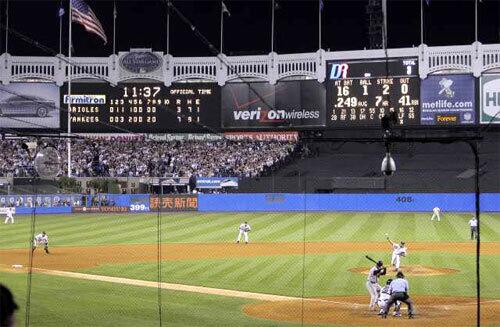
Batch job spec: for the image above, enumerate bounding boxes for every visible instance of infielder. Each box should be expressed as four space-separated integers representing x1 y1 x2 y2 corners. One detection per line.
3 207 15 224
381 271 414 319
32 231 49 254
366 260 386 310
236 222 251 244
430 206 441 221
387 238 407 271
468 216 478 240
378 279 401 317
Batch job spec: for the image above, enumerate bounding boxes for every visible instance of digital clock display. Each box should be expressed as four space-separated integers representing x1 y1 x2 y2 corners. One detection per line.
60 83 220 133
326 58 420 127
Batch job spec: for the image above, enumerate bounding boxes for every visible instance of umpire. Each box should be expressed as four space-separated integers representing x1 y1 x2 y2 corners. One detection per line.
381 271 414 319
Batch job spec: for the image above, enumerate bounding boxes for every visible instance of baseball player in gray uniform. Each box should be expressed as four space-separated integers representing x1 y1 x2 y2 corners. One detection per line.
236 222 251 244
366 260 386 311
378 279 401 316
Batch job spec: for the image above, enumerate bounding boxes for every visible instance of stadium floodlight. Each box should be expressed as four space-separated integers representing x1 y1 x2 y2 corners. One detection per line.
381 152 396 176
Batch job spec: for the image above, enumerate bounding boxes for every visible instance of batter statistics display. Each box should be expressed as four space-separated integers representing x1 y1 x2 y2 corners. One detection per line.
60 83 220 133
326 58 420 126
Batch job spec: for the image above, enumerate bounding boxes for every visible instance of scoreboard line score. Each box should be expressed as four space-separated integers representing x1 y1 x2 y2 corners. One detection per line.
326 58 420 126
61 83 220 133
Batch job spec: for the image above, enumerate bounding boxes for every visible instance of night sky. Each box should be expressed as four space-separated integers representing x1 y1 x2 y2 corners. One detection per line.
1 0 499 58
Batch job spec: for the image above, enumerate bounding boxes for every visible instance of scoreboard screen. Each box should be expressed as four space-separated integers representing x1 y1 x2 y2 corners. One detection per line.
326 58 420 126
61 83 220 133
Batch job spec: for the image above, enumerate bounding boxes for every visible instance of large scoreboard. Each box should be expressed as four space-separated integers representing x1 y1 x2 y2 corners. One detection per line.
326 58 420 126
60 83 220 133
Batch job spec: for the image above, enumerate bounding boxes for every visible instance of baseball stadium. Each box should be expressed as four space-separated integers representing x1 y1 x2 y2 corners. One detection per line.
0 1 499 326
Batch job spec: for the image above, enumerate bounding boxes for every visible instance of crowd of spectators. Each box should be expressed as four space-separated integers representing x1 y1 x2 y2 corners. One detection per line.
0 138 298 179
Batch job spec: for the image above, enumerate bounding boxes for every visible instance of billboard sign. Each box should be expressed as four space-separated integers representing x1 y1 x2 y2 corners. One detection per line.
224 131 298 141
0 82 60 129
421 75 475 125
196 177 239 189
480 74 500 124
222 80 325 129
150 195 198 212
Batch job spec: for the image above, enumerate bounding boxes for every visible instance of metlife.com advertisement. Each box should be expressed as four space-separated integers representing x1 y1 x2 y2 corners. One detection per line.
420 74 475 125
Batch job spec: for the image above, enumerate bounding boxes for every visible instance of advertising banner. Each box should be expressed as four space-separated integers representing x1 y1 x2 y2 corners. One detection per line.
72 206 130 213
421 75 475 125
222 80 325 128
196 177 239 189
0 82 60 129
150 194 198 212
0 194 79 208
224 131 299 141
146 133 223 142
480 74 500 124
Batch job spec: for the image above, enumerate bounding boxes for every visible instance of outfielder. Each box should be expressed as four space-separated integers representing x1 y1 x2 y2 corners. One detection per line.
3 207 15 224
430 207 441 221
32 231 49 254
388 238 407 271
366 260 386 311
236 222 251 244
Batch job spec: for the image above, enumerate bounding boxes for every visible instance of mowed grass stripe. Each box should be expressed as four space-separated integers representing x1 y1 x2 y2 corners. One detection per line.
164 213 251 242
305 212 352 241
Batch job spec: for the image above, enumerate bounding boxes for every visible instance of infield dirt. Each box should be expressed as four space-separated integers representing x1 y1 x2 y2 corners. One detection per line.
0 241 497 271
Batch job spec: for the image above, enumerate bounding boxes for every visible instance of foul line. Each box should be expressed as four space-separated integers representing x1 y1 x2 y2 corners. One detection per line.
32 268 301 302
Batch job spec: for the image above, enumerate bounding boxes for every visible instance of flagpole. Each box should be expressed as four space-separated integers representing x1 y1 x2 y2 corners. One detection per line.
67 0 72 177
166 0 170 55
220 1 224 53
59 1 63 54
475 0 478 42
271 0 275 53
382 0 387 50
113 0 117 55
4 0 8 55
318 0 321 50
420 0 424 45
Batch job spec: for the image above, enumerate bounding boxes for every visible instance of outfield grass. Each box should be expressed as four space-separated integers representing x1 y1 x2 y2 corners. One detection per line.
1 211 498 326
1 211 498 248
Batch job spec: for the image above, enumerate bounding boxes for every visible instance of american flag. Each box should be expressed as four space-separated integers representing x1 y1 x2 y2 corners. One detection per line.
71 0 107 44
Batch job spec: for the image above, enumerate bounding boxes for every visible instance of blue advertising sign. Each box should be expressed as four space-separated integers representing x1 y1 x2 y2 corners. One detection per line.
421 74 475 125
196 177 239 189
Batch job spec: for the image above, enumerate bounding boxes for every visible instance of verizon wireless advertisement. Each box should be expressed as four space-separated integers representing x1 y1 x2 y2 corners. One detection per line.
221 80 326 129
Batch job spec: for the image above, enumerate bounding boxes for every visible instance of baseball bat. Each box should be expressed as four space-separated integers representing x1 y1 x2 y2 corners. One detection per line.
365 255 378 264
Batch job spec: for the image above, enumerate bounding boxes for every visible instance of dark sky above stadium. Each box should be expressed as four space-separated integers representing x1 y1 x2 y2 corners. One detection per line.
1 0 499 57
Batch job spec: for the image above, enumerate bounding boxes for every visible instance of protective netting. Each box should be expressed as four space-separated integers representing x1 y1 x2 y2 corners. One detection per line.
0 135 498 327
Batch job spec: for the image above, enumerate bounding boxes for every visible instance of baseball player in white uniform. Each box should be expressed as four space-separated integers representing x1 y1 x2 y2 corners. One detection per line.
388 238 407 271
430 207 441 221
366 260 386 310
236 222 251 244
32 232 50 254
3 207 15 224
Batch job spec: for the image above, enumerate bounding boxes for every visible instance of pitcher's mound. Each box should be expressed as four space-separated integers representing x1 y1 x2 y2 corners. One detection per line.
243 295 499 326
349 265 459 276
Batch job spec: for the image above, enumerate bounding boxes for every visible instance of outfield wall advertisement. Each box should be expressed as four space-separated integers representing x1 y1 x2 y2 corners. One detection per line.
480 74 500 124
421 75 475 125
1 193 499 213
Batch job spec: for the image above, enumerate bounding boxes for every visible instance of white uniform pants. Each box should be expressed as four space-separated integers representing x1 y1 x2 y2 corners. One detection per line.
366 281 379 309
4 214 14 224
237 231 248 243
391 253 401 269
431 212 441 221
